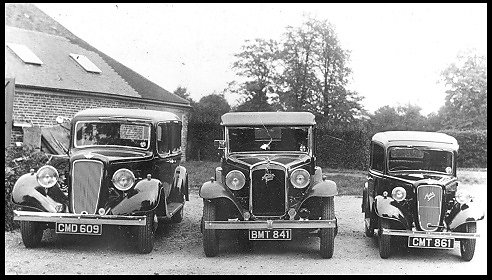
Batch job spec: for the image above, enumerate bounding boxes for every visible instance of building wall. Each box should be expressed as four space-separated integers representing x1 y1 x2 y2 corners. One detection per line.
11 87 190 161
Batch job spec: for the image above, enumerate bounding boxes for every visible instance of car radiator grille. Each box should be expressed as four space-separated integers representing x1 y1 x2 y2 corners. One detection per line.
416 185 443 231
251 164 286 216
71 159 103 214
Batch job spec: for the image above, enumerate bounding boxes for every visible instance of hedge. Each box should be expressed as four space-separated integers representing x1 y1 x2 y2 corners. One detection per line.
438 129 487 168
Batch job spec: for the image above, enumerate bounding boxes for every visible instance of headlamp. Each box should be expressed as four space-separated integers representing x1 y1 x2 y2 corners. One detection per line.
455 189 472 205
112 168 135 191
36 165 59 188
225 170 246 190
290 168 310 188
391 186 407 202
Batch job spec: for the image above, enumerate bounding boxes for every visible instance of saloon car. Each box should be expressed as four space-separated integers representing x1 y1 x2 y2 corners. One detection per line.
199 112 338 258
12 108 189 253
362 131 484 261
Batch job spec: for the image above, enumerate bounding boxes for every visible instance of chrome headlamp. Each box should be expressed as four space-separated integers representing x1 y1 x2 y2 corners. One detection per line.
112 168 135 191
391 186 407 202
455 189 472 205
36 165 59 188
225 170 246 190
290 168 310 189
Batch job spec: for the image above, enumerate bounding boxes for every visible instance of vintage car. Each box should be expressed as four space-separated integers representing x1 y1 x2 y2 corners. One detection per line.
199 112 338 258
362 131 484 261
12 108 189 254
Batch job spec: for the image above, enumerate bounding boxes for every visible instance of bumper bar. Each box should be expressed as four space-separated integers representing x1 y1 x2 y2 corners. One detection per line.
204 219 336 230
382 228 480 239
13 210 146 226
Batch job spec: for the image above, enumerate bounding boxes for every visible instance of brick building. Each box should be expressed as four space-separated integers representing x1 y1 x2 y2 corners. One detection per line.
5 4 191 160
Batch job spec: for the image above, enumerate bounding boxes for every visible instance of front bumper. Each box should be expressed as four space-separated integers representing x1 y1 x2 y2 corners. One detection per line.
13 210 146 226
204 219 336 230
382 228 480 239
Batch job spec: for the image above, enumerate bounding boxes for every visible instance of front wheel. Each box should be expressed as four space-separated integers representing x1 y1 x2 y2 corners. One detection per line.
136 212 155 254
203 200 219 257
20 221 44 248
320 197 335 259
460 222 477 261
379 218 391 259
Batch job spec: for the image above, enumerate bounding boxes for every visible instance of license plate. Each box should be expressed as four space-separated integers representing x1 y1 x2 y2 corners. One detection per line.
408 236 454 249
249 229 291 240
56 223 102 235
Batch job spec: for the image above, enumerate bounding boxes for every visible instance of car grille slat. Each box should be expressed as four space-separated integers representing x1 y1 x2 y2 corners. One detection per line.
72 160 103 214
417 185 442 231
251 164 286 216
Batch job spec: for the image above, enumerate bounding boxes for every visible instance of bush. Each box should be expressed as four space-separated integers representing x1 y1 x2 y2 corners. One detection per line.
439 129 487 168
5 145 50 231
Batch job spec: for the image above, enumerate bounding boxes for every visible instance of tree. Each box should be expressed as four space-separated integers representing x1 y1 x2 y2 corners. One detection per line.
193 93 231 124
229 38 281 112
439 51 487 129
370 103 433 132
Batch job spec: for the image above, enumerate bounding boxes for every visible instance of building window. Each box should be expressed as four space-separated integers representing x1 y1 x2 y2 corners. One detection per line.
69 53 102 73
7 43 43 65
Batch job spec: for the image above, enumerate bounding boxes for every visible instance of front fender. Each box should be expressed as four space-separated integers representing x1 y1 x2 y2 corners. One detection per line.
199 180 243 213
307 179 338 198
374 195 409 227
111 178 162 215
12 172 68 213
448 202 485 230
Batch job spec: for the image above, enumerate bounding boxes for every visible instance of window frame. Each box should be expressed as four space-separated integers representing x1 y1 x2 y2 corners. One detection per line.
156 120 182 158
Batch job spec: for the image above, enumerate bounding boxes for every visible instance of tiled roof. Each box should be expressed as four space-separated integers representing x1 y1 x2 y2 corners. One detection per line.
5 3 190 107
6 26 141 98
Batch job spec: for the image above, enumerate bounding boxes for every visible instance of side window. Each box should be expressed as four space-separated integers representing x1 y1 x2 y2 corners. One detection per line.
157 121 182 156
370 142 385 172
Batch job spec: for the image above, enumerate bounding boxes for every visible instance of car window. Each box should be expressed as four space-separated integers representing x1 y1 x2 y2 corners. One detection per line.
75 121 150 149
157 121 182 156
370 142 385 172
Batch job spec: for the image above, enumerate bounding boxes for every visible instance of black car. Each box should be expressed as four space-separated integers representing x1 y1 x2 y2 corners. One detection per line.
12 108 189 253
362 131 485 261
200 112 338 258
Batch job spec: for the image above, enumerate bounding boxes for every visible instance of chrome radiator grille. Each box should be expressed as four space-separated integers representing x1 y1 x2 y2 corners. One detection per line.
416 185 443 231
251 164 286 216
71 159 103 214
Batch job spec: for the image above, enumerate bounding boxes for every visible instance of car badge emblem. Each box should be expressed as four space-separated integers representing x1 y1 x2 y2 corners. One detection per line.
262 171 275 183
424 192 435 201
84 153 94 159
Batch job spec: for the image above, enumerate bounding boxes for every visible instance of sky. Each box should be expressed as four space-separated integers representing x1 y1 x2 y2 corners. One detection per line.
34 3 487 115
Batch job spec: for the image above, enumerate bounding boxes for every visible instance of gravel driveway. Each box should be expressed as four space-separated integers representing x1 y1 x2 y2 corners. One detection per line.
5 186 487 275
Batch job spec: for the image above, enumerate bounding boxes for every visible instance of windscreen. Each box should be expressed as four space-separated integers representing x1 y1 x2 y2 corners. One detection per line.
75 121 151 149
388 147 453 174
228 126 309 153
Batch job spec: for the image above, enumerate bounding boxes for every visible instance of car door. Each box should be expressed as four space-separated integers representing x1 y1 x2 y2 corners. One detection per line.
368 141 386 213
156 121 182 200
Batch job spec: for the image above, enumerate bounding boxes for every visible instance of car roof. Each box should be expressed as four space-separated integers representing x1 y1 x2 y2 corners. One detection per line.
221 112 316 126
72 108 181 123
372 131 459 151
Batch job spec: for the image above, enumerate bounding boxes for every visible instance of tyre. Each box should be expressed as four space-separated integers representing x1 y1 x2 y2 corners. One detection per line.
20 221 44 248
460 222 476 261
237 230 253 252
379 218 391 259
320 197 335 259
203 199 219 257
170 204 184 223
136 212 155 254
